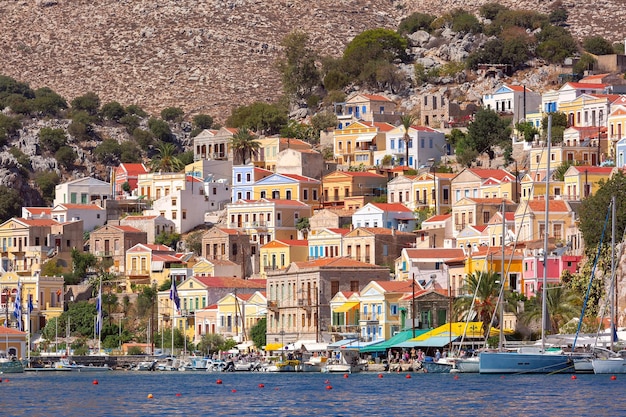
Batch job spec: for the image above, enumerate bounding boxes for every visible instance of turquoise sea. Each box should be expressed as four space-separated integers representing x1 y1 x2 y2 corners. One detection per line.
1 371 624 416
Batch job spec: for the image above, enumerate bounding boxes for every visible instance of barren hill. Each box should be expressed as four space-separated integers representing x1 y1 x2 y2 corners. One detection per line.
0 0 622 119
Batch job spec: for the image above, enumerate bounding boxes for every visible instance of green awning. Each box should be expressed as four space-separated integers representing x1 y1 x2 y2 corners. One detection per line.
360 329 430 353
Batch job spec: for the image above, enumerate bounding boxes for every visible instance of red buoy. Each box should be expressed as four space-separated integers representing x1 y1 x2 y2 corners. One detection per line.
378 373 383 378
405 374 411 379
343 374 349 378
231 389 237 393
611 375 617 380
258 383 265 388
453 375 459 380
92 380 98 385
571 375 577 380
216 379 223 385
175 393 182 397
325 385 333 390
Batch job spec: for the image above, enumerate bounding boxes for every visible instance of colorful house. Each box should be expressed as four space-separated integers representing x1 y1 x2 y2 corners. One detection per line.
562 166 615 200
522 250 582 297
114 163 149 199
411 171 455 215
352 202 416 232
384 124 447 168
250 172 321 207
232 165 273 202
215 291 267 343
259 239 309 278
322 170 387 210
329 291 361 336
451 168 517 206
307 228 350 260
125 243 191 289
332 121 393 167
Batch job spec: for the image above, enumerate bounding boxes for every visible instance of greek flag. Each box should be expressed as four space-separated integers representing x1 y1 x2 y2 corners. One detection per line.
170 278 180 312
95 285 102 337
13 282 22 331
28 294 33 314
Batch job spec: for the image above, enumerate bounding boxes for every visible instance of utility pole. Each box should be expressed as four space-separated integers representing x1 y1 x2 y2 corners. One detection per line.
411 274 416 339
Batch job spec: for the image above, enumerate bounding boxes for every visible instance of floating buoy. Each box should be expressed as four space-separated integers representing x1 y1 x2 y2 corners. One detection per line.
4 379 9 382
147 394 153 399
324 379 329 384
325 385 333 390
216 379 223 385
92 380 98 385
571 375 577 380
378 374 383 378
343 374 349 379
258 383 265 388
611 375 617 380
453 375 459 380
231 389 237 393
274 387 279 391
405 374 411 379
175 393 182 397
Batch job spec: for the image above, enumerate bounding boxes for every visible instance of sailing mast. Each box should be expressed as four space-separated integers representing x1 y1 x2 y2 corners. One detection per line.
611 195 616 351
499 200 505 352
541 115 552 352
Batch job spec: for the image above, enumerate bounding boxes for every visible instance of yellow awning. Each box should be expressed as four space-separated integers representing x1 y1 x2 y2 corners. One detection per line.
333 302 360 313
264 343 283 351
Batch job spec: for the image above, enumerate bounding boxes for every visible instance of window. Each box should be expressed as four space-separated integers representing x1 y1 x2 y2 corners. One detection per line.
483 211 490 223
391 139 395 149
172 198 177 206
312 190 318 201
172 212 177 220
236 173 242 183
303 189 308 200
246 173 251 182
232 243 238 256
182 211 187 220
260 191 266 198
331 280 339 296
391 304 398 315
212 187 217 195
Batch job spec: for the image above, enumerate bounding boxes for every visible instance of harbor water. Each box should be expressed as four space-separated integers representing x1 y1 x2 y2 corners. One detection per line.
1 371 623 416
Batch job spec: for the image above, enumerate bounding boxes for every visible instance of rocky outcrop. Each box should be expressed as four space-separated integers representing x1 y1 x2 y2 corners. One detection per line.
0 0 621 120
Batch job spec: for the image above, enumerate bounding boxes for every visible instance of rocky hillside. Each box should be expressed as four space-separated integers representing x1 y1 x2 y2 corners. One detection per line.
0 0 623 119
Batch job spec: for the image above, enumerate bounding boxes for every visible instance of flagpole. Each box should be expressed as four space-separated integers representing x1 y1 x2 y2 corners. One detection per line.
98 277 102 355
171 286 175 357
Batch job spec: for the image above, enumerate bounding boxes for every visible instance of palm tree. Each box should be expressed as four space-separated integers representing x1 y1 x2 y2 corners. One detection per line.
400 114 417 167
520 285 580 334
230 127 260 165
454 270 503 338
150 142 184 172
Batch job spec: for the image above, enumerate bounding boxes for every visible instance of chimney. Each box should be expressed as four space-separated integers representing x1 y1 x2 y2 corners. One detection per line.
392 227 396 237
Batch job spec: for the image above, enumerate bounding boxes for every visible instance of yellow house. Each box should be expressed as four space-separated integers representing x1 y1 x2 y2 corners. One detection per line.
529 128 605 172
333 121 392 167
322 170 387 210
464 246 524 293
329 290 361 336
250 172 321 207
451 168 517 206
451 197 516 237
307 228 350 260
252 137 312 171
125 243 190 290
216 291 267 343
562 166 615 200
359 280 416 341
519 171 565 201
260 239 309 278
226 198 312 246
514 199 574 244
608 99 626 159
191 257 241 278
411 172 455 214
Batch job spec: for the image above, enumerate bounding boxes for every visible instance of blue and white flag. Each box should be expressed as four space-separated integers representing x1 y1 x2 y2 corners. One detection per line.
28 294 33 314
95 284 102 337
170 278 180 312
13 281 22 331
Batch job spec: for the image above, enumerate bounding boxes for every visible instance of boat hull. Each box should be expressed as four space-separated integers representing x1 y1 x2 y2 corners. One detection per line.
479 352 573 374
0 360 25 374
455 358 479 373
592 358 626 374
421 361 453 373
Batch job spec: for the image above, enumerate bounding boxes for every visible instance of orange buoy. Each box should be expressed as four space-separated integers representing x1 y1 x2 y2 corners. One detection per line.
258 383 265 388
405 374 411 379
571 375 577 380
611 375 617 380
325 385 333 390
216 379 223 385
147 394 153 399
92 380 98 385
343 374 349 378
378 373 383 378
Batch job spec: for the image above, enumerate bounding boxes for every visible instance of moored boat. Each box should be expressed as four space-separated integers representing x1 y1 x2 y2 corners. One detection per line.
0 351 25 374
455 356 479 373
592 350 626 374
53 358 112 372
421 358 455 373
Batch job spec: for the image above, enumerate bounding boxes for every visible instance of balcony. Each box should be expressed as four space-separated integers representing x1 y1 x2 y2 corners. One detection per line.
227 221 270 230
95 250 123 257
359 314 379 324
128 269 150 276
328 325 360 334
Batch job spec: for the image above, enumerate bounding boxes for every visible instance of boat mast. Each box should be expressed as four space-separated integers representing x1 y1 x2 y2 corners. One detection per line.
499 199 505 352
541 115 552 352
611 195 616 351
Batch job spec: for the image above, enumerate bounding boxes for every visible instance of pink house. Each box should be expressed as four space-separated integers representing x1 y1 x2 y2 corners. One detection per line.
522 253 582 297
114 163 149 199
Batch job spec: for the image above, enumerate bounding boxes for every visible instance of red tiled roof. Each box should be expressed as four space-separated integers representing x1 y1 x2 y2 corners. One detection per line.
505 84 530 92
17 218 58 226
153 254 184 263
24 207 52 215
56 204 104 210
463 197 515 205
564 82 608 90
118 163 149 176
325 228 351 235
215 227 246 235
370 203 412 212
374 280 416 292
352 227 415 236
404 248 465 259
467 168 514 181
264 199 310 207
144 244 174 252
281 173 320 183
410 125 438 132
424 214 451 222
237 293 254 301
527 199 570 212
195 276 267 289
0 327 26 335
334 171 385 178
292 257 386 269
570 166 614 174
360 94 393 102
112 225 143 233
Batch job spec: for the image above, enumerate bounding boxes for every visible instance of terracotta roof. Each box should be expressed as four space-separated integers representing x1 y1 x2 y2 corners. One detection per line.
237 293 255 301
118 163 149 176
0 327 26 335
206 259 238 267
370 203 412 212
334 171 385 178
17 218 58 226
292 257 386 269
111 225 143 233
122 215 158 220
527 199 570 212
467 168 514 181
153 254 184 263
570 166 614 174
281 173 320 183
564 82 608 89
262 239 308 248
410 125 438 132
337 291 357 298
424 214 451 222
374 280 416 292
24 207 52 215
195 276 266 289
359 94 393 102
215 227 246 235
462 197 515 205
353 227 415 236
264 199 310 207
404 248 465 259
56 204 104 210
504 84 530 92
279 138 312 148
143 244 174 252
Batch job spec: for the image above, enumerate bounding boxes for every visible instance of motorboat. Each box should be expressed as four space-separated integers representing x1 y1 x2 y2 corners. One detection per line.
263 359 301 372
323 349 365 373
53 358 112 372
180 357 210 371
301 354 327 372
592 350 626 374
421 357 455 373
133 360 157 371
0 351 24 374
454 356 480 373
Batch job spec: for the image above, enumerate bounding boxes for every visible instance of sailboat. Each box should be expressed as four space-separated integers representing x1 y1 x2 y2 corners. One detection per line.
479 116 574 374
592 196 626 374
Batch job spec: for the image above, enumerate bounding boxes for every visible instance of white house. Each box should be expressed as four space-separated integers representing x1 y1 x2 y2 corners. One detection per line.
51 203 106 232
384 125 447 168
387 175 417 209
54 176 112 207
482 84 541 123
352 202 416 232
